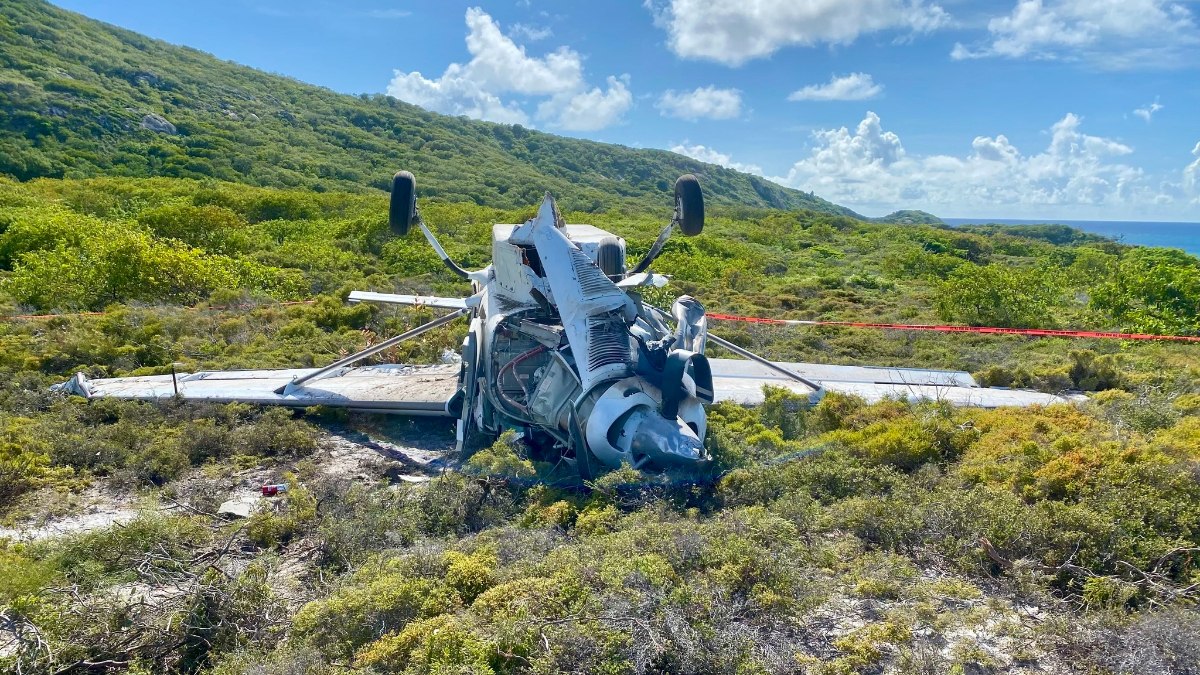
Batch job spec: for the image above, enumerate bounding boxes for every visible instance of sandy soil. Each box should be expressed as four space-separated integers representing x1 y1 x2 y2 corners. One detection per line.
0 424 457 542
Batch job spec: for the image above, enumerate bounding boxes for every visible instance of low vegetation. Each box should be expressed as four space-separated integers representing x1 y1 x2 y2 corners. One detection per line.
0 174 1197 673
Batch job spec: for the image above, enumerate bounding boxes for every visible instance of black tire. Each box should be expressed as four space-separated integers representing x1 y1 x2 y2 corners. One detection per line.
389 171 417 236
596 236 625 280
675 174 704 236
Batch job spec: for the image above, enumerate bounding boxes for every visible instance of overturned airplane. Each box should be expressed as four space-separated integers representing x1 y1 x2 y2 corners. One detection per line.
56 172 1066 475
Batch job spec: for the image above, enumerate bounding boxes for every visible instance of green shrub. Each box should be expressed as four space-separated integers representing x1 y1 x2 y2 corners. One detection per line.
443 548 497 603
934 263 1064 328
246 483 317 548
574 504 620 536
48 514 212 588
1069 350 1123 391
231 408 317 457
127 432 190 485
292 572 455 660
354 614 493 674
0 548 58 602
0 416 67 506
465 430 535 479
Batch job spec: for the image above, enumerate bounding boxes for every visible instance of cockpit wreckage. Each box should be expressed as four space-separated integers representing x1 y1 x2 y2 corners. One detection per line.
56 172 1066 475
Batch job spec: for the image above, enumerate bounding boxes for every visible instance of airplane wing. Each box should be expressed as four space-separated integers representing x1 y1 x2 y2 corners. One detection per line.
54 364 461 416
52 355 1071 419
708 358 1077 407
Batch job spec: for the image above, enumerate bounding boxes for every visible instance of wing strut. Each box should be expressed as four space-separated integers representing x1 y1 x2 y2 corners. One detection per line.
275 307 470 394
647 302 822 396
705 333 822 393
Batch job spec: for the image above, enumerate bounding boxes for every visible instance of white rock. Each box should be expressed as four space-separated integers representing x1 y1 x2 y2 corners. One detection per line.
217 496 259 519
140 113 176 134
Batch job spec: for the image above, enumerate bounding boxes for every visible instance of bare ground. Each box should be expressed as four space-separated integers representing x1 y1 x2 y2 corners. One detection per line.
0 423 457 543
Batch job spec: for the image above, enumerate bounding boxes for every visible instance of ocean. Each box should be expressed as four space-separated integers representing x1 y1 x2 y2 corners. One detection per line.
941 218 1200 257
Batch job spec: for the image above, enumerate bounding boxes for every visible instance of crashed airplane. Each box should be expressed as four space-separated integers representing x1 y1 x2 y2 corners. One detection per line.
56 172 1066 475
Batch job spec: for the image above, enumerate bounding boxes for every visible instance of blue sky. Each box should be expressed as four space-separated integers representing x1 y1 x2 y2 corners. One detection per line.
52 0 1200 220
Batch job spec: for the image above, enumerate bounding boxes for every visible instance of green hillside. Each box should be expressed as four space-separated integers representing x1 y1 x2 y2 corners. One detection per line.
874 209 945 226
0 0 857 215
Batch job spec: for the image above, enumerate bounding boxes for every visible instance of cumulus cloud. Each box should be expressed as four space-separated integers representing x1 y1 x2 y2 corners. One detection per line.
1185 141 1200 202
951 0 1199 68
386 8 629 129
647 0 949 66
387 70 531 125
773 111 1192 217
538 76 633 131
1134 99 1164 122
670 143 763 175
656 86 743 120
788 73 883 102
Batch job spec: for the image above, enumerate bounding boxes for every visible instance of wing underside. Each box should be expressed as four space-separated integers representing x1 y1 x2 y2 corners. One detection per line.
54 358 1071 415
708 359 1073 407
55 364 461 416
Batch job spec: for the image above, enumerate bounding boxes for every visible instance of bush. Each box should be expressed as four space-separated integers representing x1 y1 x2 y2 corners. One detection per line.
231 408 317 457
465 431 535 479
127 433 190 485
574 504 620 536
1069 350 1123 391
416 473 517 537
0 416 66 506
934 263 1064 328
443 548 497 603
246 483 318 548
292 571 455 660
354 614 492 674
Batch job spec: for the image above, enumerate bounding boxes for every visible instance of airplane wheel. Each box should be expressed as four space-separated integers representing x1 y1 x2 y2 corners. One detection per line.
675 174 704 236
389 171 417 236
596 236 625 280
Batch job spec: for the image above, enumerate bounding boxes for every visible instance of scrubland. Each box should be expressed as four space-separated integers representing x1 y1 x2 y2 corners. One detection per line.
1 176 1198 673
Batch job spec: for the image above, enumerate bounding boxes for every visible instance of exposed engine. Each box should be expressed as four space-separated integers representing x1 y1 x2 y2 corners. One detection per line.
463 195 713 472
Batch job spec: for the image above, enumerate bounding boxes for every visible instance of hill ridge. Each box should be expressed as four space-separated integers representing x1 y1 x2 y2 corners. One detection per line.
0 0 860 216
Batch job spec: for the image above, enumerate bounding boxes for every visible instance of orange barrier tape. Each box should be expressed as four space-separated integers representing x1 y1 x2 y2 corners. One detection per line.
706 313 1200 343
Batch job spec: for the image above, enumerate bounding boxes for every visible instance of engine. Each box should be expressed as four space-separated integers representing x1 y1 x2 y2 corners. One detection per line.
466 195 712 471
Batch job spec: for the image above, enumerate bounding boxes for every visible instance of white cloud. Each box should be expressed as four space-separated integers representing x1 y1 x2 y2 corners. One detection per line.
1185 142 1200 203
386 8 629 129
670 143 763 175
387 70 531 125
952 0 1199 68
656 86 743 120
647 0 949 66
509 22 553 41
365 9 412 20
538 76 633 131
1134 99 1164 122
457 8 581 95
788 73 883 102
773 111 1197 218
